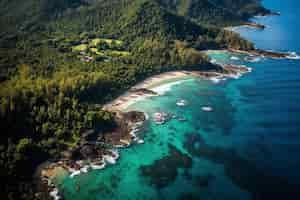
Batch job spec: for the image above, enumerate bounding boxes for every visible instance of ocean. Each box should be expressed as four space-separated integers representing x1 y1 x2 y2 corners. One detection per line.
58 0 300 199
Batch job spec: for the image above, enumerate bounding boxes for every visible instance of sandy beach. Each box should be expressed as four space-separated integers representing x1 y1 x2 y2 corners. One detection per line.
103 71 193 111
103 67 250 111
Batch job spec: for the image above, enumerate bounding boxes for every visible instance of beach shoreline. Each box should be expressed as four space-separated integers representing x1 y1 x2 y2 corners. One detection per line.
103 63 252 112
103 71 194 112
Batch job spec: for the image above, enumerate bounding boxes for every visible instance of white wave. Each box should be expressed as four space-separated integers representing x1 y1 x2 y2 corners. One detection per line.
226 73 242 79
247 67 253 72
287 52 300 60
49 188 61 200
230 56 240 60
210 59 217 63
69 170 81 178
137 139 144 144
122 95 149 109
115 144 127 148
144 113 149 120
109 150 120 160
201 106 213 112
90 162 106 170
151 79 191 95
209 77 226 84
103 150 119 165
80 165 90 173
103 155 117 164
176 99 188 107
129 130 137 140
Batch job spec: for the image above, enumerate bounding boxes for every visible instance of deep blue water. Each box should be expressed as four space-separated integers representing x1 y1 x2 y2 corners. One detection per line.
59 1 300 199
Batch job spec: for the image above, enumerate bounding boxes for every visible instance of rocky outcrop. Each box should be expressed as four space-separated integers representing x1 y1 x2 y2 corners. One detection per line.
123 111 146 123
229 48 291 59
244 22 266 29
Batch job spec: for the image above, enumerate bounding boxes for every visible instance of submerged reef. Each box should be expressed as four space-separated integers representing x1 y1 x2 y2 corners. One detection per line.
140 144 192 189
184 133 300 200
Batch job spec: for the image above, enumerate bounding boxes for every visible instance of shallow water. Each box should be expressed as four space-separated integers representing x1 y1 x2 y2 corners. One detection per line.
58 0 300 199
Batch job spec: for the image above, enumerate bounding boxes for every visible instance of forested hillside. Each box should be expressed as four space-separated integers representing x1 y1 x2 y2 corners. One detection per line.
0 0 268 199
211 0 270 18
158 0 270 25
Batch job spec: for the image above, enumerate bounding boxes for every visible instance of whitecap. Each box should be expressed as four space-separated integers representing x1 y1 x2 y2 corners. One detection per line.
201 106 213 112
49 188 61 200
176 99 188 107
69 170 81 178
103 150 119 165
129 130 138 140
90 162 106 170
137 139 144 144
210 59 217 63
151 79 191 95
115 144 127 148
109 150 120 160
80 165 90 173
227 73 242 79
103 155 117 165
144 113 149 120
287 52 300 60
209 77 226 84
230 56 240 60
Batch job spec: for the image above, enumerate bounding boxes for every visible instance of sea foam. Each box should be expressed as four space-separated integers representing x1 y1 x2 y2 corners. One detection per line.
209 77 227 84
151 79 191 95
49 188 61 200
287 52 300 60
230 56 240 60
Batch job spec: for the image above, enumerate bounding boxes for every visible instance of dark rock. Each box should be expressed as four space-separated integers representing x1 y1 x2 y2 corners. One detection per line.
245 22 266 29
179 192 200 200
81 129 96 141
123 111 146 123
193 174 214 187
79 145 96 159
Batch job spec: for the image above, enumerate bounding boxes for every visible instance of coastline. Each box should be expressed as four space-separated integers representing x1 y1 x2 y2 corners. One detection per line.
33 4 300 200
39 61 252 199
103 71 194 112
38 42 299 200
103 65 252 112
38 12 290 199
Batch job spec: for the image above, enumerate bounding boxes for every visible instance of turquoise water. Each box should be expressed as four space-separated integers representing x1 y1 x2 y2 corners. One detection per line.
59 1 300 199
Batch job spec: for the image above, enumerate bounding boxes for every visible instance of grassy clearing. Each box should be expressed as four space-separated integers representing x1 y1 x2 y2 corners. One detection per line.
90 38 124 47
101 39 123 46
90 48 105 56
71 38 129 58
72 44 88 52
90 38 101 46
104 50 131 57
